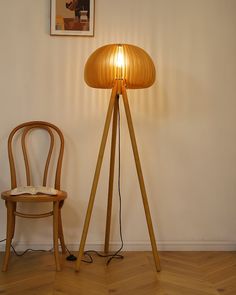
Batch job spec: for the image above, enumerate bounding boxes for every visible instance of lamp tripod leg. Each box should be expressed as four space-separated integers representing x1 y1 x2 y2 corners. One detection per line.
121 85 161 272
75 84 118 272
104 96 118 253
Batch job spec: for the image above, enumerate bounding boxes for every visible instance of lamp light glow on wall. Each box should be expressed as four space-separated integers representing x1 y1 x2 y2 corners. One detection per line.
76 44 161 272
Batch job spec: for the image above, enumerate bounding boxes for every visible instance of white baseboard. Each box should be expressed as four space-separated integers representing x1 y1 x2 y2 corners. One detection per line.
0 241 236 252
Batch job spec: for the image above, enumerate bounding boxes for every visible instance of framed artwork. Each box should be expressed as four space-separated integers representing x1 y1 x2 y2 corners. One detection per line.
51 0 94 36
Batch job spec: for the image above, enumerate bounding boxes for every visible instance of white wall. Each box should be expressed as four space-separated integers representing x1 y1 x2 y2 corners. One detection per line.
0 0 236 251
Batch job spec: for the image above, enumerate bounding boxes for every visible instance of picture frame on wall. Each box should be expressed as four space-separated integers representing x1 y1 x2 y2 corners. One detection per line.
50 0 94 36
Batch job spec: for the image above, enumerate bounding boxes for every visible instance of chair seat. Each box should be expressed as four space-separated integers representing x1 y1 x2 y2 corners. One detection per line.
1 190 67 202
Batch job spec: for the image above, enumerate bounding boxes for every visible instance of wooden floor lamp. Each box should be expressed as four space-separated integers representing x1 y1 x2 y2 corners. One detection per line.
75 44 161 272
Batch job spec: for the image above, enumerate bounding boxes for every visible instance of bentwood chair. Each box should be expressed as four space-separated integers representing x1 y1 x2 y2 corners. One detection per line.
1 121 67 271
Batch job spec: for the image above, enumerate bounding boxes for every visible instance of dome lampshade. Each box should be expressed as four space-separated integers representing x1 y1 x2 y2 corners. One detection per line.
84 44 156 89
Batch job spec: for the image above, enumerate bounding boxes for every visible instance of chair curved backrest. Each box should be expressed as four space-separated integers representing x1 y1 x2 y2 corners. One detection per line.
8 121 64 190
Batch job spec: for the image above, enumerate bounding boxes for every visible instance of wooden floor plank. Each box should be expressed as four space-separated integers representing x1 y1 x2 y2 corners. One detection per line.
0 251 236 295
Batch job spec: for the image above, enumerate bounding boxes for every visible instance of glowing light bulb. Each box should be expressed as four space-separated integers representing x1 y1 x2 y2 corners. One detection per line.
116 45 124 68
115 45 124 79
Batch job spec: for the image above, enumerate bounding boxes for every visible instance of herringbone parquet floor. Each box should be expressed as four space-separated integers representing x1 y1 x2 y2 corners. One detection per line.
0 251 236 295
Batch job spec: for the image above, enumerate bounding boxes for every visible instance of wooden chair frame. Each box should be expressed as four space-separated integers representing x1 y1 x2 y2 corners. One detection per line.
1 121 67 271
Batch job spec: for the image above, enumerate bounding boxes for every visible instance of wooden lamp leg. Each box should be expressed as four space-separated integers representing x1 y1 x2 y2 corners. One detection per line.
104 96 118 253
75 84 118 272
121 85 161 272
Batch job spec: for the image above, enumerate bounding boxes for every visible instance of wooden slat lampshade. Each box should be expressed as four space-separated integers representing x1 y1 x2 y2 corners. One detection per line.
84 44 156 89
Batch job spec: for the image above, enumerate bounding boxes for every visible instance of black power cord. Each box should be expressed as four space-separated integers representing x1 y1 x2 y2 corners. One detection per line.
11 245 51 257
106 94 124 264
76 94 124 266
0 238 52 256
0 239 82 263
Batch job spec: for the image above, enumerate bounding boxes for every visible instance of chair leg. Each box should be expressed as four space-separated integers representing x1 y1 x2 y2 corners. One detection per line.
58 208 66 254
10 203 17 240
53 201 61 271
2 201 14 272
